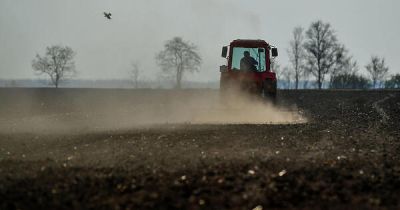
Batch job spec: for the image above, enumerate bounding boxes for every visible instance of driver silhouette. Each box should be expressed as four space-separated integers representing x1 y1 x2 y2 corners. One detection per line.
240 51 258 71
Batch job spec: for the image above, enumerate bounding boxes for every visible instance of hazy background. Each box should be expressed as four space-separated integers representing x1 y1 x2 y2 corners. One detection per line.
0 0 399 82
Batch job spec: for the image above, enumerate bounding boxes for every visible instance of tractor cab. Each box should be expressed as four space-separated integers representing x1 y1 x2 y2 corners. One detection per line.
220 39 278 100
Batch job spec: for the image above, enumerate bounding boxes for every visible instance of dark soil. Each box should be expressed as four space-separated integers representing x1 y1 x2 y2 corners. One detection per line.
0 88 399 210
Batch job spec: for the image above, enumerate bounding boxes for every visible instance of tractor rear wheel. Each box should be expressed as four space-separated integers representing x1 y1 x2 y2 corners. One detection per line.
263 79 277 104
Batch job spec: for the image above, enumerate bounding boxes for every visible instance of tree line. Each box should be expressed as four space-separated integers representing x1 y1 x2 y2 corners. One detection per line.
32 21 399 89
31 37 201 89
282 20 397 89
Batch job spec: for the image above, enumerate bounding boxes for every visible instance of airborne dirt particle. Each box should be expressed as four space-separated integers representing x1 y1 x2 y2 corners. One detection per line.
0 90 306 134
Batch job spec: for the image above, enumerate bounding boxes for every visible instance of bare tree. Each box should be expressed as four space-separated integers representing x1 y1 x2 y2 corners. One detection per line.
303 20 344 89
365 56 389 88
271 60 282 88
287 26 305 89
345 60 359 75
130 62 140 88
270 59 280 75
156 37 201 89
329 47 359 87
330 72 369 89
330 45 352 76
281 66 293 89
302 70 310 89
32 45 76 88
385 74 400 89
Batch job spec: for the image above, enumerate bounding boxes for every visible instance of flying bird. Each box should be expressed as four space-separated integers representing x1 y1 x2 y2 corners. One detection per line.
103 12 112 20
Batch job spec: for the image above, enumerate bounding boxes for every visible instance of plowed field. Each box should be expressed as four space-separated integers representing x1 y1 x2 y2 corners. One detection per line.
1 88 399 210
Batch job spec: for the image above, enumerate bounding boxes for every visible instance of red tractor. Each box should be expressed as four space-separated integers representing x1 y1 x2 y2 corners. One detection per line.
220 39 278 102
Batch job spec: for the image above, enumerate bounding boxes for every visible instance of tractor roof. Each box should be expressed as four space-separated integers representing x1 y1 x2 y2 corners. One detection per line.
230 39 270 48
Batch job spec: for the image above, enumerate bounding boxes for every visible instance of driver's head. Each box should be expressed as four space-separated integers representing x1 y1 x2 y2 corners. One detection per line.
243 51 250 57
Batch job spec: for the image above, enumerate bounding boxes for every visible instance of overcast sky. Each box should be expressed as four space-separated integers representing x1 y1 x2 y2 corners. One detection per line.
0 0 399 81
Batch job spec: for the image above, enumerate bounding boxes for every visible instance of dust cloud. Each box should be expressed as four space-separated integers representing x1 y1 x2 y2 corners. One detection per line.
0 89 306 134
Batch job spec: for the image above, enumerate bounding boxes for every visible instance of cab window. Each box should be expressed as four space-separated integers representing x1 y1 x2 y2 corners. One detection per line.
231 47 266 72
